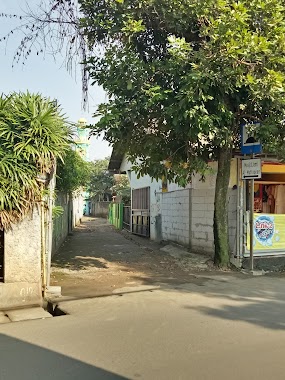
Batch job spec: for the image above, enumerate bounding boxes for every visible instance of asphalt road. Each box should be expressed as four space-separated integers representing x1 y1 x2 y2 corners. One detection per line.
0 273 285 379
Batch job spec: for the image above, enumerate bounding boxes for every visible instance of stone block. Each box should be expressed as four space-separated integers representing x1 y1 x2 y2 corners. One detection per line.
204 211 214 220
0 282 42 310
199 225 213 233
193 231 207 240
207 204 215 211
192 218 207 229
5 209 41 283
6 307 52 322
206 189 215 198
192 203 207 212
192 196 205 204
192 210 205 219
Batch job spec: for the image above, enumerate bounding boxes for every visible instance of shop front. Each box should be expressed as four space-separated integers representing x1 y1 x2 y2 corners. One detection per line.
242 161 285 258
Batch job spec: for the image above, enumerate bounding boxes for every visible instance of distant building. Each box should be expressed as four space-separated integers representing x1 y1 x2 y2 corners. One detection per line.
73 118 91 215
74 118 90 161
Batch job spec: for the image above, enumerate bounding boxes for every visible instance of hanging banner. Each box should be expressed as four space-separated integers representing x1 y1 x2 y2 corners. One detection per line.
247 213 285 252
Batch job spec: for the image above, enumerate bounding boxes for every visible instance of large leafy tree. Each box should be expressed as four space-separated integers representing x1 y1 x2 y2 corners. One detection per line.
78 0 285 267
3 1 285 266
87 158 131 202
88 158 114 201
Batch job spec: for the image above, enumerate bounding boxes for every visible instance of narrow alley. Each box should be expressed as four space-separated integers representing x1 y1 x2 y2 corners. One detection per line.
51 216 215 298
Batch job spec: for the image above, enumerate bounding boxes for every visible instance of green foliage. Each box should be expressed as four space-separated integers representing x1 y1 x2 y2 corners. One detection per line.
87 158 131 203
112 175 131 204
79 0 285 266
0 92 70 229
52 205 64 220
56 148 91 193
88 158 114 200
81 0 285 179
0 92 70 171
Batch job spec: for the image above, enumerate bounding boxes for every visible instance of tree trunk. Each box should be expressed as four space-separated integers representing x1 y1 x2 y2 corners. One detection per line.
213 147 232 267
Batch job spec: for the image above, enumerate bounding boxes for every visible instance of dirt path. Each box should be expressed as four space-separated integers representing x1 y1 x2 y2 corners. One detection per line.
51 217 236 298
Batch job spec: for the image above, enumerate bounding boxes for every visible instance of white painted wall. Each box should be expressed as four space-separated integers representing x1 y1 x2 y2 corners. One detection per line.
131 173 161 241
5 208 42 283
120 156 238 255
73 193 84 226
121 156 190 241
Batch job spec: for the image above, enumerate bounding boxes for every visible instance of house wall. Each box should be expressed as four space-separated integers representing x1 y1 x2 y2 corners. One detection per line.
190 163 216 253
120 156 192 242
120 156 238 255
191 187 215 253
190 160 238 254
161 189 190 246
120 156 162 240
5 208 41 283
136 177 161 241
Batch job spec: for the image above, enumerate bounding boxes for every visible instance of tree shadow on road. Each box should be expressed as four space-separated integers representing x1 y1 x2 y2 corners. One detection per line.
53 254 109 271
0 333 129 380
184 298 285 330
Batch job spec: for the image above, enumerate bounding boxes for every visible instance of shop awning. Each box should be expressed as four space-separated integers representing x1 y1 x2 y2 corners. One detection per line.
262 163 285 174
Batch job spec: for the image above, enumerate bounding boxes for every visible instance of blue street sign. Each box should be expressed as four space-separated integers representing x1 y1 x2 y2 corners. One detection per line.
241 123 262 155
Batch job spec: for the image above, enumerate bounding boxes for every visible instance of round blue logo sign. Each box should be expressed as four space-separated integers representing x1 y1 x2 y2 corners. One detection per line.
254 215 275 246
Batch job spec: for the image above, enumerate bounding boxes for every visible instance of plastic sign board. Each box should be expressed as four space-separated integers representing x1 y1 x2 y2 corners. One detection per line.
241 123 262 155
242 158 261 179
246 213 285 252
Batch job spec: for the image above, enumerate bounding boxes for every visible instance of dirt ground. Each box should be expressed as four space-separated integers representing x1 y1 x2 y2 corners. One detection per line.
51 217 238 299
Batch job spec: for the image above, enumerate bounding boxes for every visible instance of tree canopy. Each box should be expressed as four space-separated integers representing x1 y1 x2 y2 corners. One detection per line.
87 158 131 203
79 0 285 265
88 158 114 201
82 0 285 172
3 0 285 265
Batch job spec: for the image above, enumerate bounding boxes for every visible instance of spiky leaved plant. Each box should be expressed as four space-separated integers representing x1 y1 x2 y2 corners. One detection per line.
0 92 71 229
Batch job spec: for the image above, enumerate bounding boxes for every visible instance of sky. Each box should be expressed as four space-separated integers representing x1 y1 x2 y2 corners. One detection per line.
0 0 112 161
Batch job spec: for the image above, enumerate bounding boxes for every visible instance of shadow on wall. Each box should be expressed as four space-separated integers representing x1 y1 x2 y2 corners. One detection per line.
0 334 129 380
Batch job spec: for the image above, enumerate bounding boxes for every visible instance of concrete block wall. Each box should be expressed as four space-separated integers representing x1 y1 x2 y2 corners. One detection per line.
52 192 86 255
91 201 111 218
191 188 215 254
161 189 190 246
52 192 69 255
228 189 237 255
191 188 238 255
5 208 42 283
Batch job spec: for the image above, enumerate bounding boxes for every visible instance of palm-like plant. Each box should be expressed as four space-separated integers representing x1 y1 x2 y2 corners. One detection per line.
0 92 71 230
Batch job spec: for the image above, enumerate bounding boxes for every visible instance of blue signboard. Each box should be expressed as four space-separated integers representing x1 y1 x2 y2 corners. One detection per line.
241 123 262 155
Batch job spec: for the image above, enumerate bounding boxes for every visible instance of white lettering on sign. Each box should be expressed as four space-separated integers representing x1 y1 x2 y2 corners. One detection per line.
242 158 261 180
